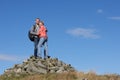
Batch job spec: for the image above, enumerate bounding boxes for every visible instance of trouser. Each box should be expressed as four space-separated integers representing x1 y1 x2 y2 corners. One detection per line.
34 37 39 58
37 37 48 59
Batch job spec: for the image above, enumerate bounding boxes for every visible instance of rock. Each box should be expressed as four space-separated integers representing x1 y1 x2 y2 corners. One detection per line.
36 61 46 68
17 64 23 68
49 70 55 73
3 55 76 76
57 61 62 67
4 69 10 73
56 67 64 73
16 68 22 73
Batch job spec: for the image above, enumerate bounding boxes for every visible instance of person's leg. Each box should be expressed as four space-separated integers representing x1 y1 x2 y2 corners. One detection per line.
37 37 45 58
36 38 40 57
44 39 48 59
34 37 38 58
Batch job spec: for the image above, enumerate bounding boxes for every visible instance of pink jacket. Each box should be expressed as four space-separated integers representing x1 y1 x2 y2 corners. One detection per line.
38 25 47 38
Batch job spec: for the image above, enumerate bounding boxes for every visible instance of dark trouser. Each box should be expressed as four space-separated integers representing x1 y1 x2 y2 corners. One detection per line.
34 37 39 58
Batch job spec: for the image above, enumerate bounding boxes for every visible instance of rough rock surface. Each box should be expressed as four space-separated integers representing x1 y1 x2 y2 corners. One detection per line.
4 56 75 76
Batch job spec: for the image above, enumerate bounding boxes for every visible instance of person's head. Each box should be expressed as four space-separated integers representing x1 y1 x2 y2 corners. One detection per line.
35 18 40 25
39 21 44 26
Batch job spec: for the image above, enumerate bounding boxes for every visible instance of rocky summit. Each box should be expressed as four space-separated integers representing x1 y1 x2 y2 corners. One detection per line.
4 56 75 76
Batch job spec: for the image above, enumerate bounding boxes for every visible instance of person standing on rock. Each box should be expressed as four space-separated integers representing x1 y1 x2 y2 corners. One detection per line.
37 21 48 59
29 18 41 58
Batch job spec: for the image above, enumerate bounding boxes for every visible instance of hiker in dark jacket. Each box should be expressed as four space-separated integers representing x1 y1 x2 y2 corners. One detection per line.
30 18 41 58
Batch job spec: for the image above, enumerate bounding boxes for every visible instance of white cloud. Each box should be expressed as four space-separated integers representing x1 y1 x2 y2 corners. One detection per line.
66 28 100 39
97 9 103 13
0 54 19 61
108 17 120 20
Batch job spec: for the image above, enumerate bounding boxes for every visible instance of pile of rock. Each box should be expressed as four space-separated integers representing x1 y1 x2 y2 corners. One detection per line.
4 56 75 76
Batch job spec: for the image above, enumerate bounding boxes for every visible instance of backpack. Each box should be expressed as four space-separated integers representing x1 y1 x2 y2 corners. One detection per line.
28 25 36 41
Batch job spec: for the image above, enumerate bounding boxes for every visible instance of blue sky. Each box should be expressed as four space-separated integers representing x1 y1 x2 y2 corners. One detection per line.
0 0 120 75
